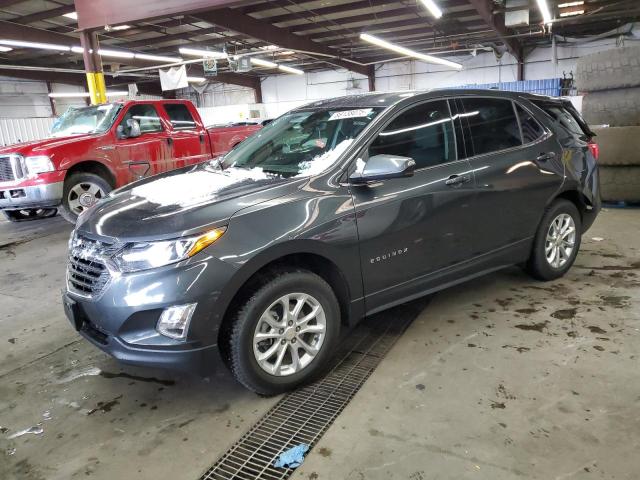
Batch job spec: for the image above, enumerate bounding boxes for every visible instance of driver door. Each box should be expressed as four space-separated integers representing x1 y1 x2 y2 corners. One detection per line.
349 99 476 313
115 104 170 182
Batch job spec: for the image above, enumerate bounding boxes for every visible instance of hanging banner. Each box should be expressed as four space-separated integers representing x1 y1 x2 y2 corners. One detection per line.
159 65 189 91
203 58 218 77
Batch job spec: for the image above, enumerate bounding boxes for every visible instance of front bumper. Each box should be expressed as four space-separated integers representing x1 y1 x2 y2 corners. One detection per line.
0 181 63 210
63 254 238 375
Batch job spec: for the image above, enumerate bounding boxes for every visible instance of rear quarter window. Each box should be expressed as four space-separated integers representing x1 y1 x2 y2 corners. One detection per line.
535 104 588 138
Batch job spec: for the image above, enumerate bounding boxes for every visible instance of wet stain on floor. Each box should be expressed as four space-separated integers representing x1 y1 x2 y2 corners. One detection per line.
587 326 607 334
514 321 549 332
86 395 123 415
551 308 577 320
99 371 176 386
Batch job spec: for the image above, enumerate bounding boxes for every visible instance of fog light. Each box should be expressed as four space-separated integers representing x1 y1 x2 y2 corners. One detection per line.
157 303 197 340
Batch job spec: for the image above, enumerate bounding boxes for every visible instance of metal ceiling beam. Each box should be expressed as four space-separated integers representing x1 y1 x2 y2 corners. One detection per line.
75 0 250 31
466 0 522 62
0 20 79 47
15 6 75 25
0 67 86 85
0 0 26 9
194 8 372 76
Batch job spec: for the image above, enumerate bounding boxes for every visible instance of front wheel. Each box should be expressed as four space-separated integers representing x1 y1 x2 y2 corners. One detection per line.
2 208 57 222
60 173 111 224
225 269 340 395
525 199 582 281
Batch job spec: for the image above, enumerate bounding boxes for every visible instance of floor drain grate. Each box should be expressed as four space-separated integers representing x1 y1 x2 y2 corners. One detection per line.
199 303 423 480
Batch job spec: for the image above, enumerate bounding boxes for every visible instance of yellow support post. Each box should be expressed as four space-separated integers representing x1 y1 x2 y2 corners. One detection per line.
81 31 107 105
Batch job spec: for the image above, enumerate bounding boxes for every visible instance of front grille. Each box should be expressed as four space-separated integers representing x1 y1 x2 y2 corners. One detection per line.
67 234 120 299
0 156 16 182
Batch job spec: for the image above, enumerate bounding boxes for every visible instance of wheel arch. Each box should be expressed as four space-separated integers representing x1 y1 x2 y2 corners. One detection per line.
64 160 116 188
216 249 356 355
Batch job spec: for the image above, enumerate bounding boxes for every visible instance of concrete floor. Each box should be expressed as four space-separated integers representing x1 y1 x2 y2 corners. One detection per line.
0 208 638 480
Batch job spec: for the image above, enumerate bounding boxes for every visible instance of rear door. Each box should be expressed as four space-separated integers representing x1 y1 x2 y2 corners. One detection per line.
350 98 476 312
162 102 210 170
457 96 564 257
115 103 170 181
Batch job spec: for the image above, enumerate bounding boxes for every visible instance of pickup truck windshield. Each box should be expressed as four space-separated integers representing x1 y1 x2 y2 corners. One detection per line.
51 104 122 136
221 107 383 177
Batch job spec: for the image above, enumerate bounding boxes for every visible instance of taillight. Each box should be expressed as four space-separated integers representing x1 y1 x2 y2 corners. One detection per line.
587 141 599 160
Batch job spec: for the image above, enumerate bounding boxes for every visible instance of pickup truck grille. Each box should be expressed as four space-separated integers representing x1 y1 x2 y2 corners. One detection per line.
67 234 120 299
0 155 26 182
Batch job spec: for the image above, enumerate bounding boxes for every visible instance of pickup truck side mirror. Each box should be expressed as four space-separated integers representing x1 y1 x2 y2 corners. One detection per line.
349 154 416 184
117 119 142 139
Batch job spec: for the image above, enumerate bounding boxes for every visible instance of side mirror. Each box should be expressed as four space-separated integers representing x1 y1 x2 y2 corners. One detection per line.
349 154 416 184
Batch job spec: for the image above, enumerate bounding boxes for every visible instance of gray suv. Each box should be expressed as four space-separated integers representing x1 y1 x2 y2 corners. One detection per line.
63 90 600 394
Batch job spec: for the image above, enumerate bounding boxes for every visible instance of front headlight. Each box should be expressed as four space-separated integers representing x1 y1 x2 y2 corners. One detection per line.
112 227 226 273
24 155 54 176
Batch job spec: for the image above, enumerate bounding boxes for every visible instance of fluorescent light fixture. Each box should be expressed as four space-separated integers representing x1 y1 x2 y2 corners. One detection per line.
63 11 78 20
278 64 304 75
535 0 553 24
360 33 463 70
179 47 227 59
71 46 85 54
558 1 583 7
110 25 131 31
419 0 443 19
187 77 206 83
251 57 278 68
559 9 584 16
98 48 135 59
135 53 182 63
0 39 70 52
48 90 128 98
0 46 12 52
260 45 279 51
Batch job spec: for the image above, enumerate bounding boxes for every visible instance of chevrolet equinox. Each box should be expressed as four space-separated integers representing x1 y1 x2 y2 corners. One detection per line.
63 90 600 394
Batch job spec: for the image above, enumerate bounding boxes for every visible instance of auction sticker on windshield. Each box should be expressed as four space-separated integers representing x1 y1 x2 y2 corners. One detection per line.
328 109 373 121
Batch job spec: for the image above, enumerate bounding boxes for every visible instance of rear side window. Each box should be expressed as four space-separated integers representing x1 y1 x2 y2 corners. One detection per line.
460 98 522 156
163 103 197 130
515 104 545 143
539 105 586 138
121 104 162 133
368 100 456 169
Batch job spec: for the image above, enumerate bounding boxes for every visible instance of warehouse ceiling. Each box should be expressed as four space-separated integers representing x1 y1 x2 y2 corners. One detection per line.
0 0 638 90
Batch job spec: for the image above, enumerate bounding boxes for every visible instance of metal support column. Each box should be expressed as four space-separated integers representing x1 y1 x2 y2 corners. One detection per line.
80 31 107 105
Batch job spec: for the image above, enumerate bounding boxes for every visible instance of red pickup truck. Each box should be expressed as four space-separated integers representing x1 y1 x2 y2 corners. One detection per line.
0 100 260 223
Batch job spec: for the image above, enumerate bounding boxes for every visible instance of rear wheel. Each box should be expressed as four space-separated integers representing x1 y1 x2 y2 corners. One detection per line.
525 199 582 281
60 172 111 224
225 269 340 395
2 208 57 222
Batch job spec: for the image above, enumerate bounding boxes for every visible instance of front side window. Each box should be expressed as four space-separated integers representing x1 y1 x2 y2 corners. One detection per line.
516 104 545 143
461 98 522 156
120 104 163 133
368 100 456 169
221 107 382 177
50 103 121 136
163 103 197 130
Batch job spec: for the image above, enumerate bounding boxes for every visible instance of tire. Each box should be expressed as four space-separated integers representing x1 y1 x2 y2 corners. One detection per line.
225 269 340 395
60 172 112 224
2 208 57 222
591 126 640 166
599 165 640 202
525 199 582 281
575 46 640 92
582 88 640 127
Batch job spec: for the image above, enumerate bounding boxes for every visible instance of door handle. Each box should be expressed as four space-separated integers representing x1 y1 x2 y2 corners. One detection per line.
536 152 556 162
199 134 205 144
445 174 470 186
167 138 173 146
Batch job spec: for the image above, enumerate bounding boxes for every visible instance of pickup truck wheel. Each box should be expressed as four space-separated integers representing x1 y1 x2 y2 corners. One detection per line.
3 208 57 222
60 173 111 224
226 269 340 395
524 199 582 281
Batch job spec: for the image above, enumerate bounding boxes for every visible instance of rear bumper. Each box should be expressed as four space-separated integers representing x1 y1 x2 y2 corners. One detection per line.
0 181 63 210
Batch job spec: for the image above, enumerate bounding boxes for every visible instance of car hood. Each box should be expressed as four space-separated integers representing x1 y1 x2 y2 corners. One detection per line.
0 134 96 156
76 163 305 241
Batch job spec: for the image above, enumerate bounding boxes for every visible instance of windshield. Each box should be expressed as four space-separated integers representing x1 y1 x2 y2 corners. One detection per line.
50 104 122 136
221 107 383 177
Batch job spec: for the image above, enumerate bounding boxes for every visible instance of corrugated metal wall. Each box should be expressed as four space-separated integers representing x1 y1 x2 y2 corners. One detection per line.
0 117 54 146
457 78 563 96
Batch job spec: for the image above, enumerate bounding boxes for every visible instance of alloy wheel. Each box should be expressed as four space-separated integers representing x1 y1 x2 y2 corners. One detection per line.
67 182 106 215
545 213 576 269
253 293 327 377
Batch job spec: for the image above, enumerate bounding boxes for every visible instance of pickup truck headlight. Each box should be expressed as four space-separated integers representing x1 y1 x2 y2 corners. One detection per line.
112 227 226 273
23 155 55 176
